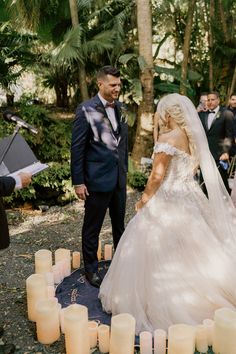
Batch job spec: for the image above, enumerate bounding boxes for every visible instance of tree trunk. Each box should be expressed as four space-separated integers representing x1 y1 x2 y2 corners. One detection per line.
208 0 215 91
180 0 196 95
68 0 89 101
218 0 230 43
132 0 154 166
229 64 236 97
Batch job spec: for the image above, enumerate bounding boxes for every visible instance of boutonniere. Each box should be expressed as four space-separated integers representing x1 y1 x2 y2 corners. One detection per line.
215 111 221 119
120 105 128 124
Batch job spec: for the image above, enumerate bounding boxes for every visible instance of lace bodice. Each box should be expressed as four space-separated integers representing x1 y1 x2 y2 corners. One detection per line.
153 142 197 194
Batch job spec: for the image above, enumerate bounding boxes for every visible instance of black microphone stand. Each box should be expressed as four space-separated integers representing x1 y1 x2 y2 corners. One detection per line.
0 123 22 171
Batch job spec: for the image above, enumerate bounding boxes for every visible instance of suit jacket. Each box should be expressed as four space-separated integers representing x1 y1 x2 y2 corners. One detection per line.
0 176 15 249
71 94 128 192
199 107 234 160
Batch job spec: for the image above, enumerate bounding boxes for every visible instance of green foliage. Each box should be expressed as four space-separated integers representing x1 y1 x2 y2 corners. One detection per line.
128 170 148 191
0 100 73 206
4 161 76 207
16 100 72 163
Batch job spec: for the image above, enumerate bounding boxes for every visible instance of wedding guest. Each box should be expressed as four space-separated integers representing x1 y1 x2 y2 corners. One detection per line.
196 92 208 112
71 66 128 288
227 93 236 145
198 91 234 194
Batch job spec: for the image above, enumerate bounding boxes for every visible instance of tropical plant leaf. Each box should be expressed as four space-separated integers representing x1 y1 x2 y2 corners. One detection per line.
84 30 115 57
51 25 84 64
131 78 143 104
119 53 137 65
155 82 180 93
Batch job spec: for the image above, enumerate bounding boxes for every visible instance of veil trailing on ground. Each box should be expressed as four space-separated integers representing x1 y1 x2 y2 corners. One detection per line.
156 93 236 248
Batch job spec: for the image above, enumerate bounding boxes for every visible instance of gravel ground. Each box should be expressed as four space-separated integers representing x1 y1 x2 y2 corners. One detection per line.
0 188 140 354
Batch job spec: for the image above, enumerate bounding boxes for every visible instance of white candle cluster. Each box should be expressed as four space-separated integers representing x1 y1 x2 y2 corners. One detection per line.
28 248 236 353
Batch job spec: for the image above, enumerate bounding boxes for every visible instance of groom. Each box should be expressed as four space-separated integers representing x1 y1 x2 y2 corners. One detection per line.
71 66 128 287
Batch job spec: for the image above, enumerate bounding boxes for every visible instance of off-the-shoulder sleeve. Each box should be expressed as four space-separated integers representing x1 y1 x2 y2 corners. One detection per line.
153 142 177 156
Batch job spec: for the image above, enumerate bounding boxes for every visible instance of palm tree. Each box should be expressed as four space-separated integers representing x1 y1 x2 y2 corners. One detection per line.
0 21 36 105
5 0 134 104
131 0 154 165
180 0 197 95
68 0 88 100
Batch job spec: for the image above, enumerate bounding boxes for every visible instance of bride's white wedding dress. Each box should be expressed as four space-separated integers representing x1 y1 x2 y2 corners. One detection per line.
99 142 236 333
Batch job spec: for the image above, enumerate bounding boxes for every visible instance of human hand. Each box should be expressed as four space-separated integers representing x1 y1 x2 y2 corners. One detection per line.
135 199 145 212
18 172 32 188
74 184 89 200
219 153 229 161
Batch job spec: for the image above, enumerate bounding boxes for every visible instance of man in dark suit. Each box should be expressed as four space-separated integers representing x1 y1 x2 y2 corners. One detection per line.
71 66 128 287
199 91 234 194
0 173 31 250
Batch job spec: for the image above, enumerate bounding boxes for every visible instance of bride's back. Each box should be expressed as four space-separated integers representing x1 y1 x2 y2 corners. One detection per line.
157 127 191 156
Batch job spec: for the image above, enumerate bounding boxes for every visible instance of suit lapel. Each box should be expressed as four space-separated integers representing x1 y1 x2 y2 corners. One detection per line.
94 95 120 142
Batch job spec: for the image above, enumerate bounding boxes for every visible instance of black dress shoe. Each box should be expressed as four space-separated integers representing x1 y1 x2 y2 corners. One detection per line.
0 344 16 354
85 272 102 288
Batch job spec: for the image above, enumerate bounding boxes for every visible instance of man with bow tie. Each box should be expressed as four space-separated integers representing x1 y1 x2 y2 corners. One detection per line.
198 91 234 194
71 66 128 287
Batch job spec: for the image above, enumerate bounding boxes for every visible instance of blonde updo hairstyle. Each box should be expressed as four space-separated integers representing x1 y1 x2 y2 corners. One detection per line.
157 94 199 169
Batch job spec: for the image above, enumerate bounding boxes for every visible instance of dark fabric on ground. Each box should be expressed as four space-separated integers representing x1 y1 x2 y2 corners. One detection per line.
56 260 111 325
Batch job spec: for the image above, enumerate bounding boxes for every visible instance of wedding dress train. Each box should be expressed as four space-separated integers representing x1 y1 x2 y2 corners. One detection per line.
99 142 236 333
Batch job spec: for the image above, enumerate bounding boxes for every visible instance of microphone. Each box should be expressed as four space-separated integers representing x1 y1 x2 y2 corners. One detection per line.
3 110 38 135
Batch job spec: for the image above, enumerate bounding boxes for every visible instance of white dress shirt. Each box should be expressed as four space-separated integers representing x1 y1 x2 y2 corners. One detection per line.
98 93 118 131
208 106 220 129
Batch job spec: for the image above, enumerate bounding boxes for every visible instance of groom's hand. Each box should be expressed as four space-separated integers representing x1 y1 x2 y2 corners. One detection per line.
74 184 89 200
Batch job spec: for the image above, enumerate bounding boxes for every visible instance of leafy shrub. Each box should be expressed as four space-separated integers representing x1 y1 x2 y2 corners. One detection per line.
128 170 147 191
18 103 72 163
4 161 76 207
0 101 75 206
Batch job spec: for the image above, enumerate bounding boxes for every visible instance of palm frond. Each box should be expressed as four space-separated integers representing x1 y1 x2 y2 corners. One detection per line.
51 25 84 65
83 30 114 57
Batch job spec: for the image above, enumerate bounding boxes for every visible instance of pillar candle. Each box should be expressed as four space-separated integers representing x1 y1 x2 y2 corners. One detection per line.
36 298 60 344
72 251 81 269
140 331 152 354
97 240 102 261
104 244 112 261
26 273 48 321
110 313 136 354
55 248 71 277
35 249 52 274
202 319 214 347
195 324 208 353
168 324 195 354
52 263 63 284
64 304 90 354
154 329 166 354
88 320 98 349
213 307 236 354
47 285 55 298
60 307 66 334
44 271 54 286
98 324 110 354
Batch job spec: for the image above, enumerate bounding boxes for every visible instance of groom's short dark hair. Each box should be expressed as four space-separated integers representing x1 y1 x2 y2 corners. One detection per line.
97 66 120 79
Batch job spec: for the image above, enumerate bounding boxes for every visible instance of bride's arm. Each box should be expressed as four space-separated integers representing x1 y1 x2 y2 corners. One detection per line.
135 152 172 210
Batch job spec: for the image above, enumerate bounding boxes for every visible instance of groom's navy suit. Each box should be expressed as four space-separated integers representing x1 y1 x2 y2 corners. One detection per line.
71 94 128 272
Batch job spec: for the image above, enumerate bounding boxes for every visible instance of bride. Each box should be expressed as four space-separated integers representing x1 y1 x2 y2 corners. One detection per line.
99 93 236 334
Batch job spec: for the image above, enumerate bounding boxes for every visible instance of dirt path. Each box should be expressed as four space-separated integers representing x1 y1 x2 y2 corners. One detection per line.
0 188 139 354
